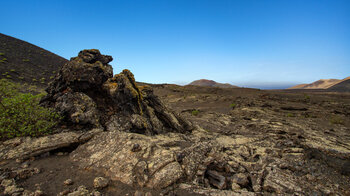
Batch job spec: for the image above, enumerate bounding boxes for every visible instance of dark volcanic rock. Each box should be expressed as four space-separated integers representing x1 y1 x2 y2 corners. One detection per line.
41 49 192 134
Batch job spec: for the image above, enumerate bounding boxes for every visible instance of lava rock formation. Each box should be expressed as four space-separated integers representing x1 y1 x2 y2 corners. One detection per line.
41 49 192 134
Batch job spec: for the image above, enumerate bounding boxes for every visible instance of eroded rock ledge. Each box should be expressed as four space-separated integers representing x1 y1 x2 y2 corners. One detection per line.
41 49 192 134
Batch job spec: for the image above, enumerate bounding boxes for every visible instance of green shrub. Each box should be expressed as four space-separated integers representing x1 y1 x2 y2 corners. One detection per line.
0 79 61 139
0 58 7 63
22 59 30 62
230 103 236 109
287 113 295 117
0 52 4 56
329 115 344 125
191 110 199 116
304 94 310 102
10 69 15 72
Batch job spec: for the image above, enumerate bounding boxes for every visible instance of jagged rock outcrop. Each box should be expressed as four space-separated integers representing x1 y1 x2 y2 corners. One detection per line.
41 49 192 134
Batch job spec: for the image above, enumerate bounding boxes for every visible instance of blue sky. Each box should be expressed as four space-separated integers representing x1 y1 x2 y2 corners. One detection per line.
1 0 349 89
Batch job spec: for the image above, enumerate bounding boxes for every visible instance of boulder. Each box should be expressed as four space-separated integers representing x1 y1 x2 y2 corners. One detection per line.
262 167 302 194
67 185 89 196
93 177 109 189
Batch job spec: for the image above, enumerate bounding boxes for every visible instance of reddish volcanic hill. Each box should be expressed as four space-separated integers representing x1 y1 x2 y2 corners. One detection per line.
303 79 341 89
288 77 350 91
188 79 238 88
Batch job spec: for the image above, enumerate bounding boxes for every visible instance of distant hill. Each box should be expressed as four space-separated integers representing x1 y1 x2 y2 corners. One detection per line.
188 79 239 88
303 79 341 89
0 33 68 87
288 77 350 90
288 84 308 89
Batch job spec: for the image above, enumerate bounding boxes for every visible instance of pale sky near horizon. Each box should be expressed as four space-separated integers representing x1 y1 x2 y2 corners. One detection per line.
1 0 349 89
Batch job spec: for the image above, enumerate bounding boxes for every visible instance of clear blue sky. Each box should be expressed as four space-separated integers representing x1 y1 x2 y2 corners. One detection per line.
1 0 349 89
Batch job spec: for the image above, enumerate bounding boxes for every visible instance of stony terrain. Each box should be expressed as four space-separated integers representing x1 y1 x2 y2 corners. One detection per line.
0 50 350 196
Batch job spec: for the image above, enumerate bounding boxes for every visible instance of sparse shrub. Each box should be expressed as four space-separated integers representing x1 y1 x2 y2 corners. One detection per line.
304 94 310 102
49 76 54 79
329 115 344 125
230 103 236 109
10 69 15 72
191 110 199 116
6 75 11 78
0 52 4 56
32 78 37 82
52 71 56 74
302 112 310 118
0 58 7 63
2 72 8 76
18 76 24 80
0 79 61 139
287 113 295 117
22 59 30 62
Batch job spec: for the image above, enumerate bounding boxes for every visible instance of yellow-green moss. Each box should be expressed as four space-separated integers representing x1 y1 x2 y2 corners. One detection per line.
112 70 145 115
108 82 118 88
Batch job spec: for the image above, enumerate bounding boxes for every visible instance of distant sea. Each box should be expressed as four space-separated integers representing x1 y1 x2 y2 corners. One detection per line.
243 85 296 90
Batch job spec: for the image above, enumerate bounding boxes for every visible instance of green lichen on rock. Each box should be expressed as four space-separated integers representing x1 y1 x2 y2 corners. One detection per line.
109 69 144 115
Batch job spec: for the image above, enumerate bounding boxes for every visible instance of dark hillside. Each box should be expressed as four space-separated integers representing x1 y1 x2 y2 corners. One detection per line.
328 79 350 92
0 33 68 87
